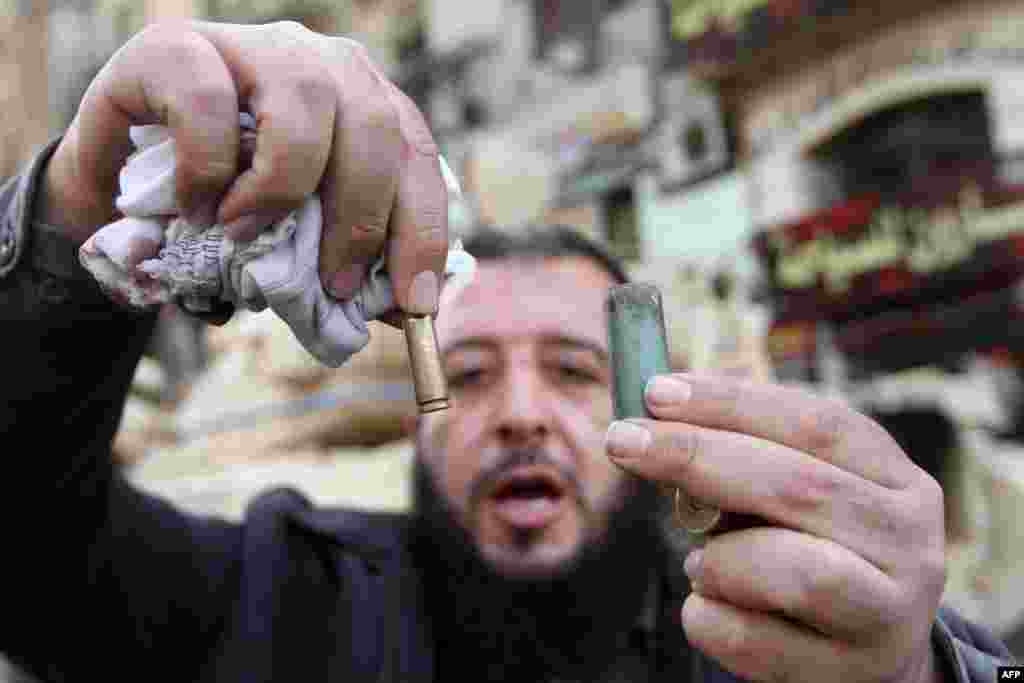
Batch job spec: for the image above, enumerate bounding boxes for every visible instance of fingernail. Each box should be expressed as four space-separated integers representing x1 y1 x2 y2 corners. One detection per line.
605 420 651 459
224 212 277 241
680 595 709 632
327 263 366 300
407 270 438 315
646 376 691 406
185 201 218 230
684 549 704 591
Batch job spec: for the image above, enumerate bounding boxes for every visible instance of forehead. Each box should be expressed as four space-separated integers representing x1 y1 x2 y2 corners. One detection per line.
437 257 617 353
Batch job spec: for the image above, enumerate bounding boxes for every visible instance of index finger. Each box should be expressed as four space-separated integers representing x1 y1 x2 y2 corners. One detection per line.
642 373 918 489
383 85 448 315
78 25 240 222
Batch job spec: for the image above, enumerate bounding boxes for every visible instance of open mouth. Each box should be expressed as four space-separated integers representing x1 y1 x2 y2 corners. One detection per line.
486 465 569 530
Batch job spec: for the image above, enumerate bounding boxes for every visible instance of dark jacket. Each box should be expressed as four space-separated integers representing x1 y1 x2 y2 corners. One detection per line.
0 141 1014 682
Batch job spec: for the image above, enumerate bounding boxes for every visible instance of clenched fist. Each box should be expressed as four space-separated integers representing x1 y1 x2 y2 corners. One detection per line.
38 20 447 315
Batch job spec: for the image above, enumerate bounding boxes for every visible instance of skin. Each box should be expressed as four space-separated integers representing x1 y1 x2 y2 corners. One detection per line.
424 257 946 683
420 257 625 577
35 20 447 313
608 376 947 683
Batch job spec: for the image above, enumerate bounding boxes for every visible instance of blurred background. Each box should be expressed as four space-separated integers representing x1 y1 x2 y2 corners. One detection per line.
3 0 1024 676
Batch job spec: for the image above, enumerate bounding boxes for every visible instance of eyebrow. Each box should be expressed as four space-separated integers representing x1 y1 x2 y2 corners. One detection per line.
442 335 609 362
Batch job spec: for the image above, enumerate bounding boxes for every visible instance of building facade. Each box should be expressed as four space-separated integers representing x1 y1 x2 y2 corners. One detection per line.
663 0 1024 385
659 0 1024 649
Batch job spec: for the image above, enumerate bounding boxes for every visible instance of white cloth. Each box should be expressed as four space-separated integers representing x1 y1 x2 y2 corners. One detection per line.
79 119 475 367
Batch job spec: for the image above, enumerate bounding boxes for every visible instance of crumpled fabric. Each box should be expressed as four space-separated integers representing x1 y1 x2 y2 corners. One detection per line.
79 116 475 367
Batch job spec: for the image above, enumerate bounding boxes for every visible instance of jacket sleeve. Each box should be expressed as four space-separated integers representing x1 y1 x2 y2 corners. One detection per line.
933 606 1017 682
0 141 244 682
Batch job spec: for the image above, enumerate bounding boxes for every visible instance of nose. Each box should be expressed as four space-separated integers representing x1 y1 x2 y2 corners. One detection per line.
492 367 552 447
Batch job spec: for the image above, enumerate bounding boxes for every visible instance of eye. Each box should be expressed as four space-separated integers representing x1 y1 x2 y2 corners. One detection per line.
555 364 599 384
447 368 487 389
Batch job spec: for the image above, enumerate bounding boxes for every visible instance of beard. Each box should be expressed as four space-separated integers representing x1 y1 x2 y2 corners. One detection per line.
408 452 672 682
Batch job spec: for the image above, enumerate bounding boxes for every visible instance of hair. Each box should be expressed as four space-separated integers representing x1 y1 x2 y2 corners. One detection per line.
461 224 630 285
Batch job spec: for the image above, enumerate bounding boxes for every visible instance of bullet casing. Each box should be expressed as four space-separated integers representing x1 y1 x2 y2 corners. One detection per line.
403 315 449 414
607 283 672 421
606 283 722 535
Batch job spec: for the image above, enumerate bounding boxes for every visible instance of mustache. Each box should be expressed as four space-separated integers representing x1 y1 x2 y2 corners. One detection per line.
467 447 583 507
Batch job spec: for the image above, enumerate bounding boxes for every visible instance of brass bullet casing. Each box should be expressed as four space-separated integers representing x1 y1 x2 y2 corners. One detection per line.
403 314 449 414
606 283 722 536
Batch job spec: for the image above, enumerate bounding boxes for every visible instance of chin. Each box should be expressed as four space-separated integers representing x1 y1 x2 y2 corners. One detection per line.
478 539 584 580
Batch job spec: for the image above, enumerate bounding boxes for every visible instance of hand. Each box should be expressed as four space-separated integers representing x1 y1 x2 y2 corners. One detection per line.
38 20 447 314
605 374 946 683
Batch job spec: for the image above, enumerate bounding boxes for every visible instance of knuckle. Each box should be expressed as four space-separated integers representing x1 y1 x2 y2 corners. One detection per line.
259 117 321 167
897 473 945 544
140 25 209 66
289 69 336 114
356 97 402 141
703 378 743 421
848 487 910 542
798 400 853 454
790 542 845 616
775 461 841 516
661 429 702 477
179 82 237 122
388 86 438 154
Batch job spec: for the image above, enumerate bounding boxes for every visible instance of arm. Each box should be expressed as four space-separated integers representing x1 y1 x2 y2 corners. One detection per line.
0 141 244 682
0 19 448 680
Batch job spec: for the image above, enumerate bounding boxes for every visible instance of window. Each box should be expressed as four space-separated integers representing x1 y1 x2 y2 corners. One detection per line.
817 91 994 202
681 121 709 163
602 185 641 261
532 0 602 74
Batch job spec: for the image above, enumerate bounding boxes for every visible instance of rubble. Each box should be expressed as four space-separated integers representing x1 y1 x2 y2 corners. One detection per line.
120 307 419 518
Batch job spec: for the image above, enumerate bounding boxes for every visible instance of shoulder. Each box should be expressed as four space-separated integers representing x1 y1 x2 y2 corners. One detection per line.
241 486 411 571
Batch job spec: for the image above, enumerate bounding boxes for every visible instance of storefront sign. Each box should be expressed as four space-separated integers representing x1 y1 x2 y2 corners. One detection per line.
764 184 1024 294
664 0 850 71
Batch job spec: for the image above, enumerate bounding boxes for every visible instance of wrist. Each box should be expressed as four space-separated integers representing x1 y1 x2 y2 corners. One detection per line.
35 135 116 244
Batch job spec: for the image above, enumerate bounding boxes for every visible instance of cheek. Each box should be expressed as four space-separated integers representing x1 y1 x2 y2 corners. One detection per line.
418 407 486 514
547 390 621 505
587 452 630 512
589 389 614 432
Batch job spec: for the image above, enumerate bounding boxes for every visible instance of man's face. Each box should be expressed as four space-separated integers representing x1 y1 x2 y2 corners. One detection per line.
417 256 629 579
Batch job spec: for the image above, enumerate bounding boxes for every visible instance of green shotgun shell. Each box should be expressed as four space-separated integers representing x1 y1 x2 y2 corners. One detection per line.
606 283 672 421
606 282 722 535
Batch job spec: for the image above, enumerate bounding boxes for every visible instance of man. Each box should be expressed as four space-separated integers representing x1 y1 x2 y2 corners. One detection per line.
0 20 1012 683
